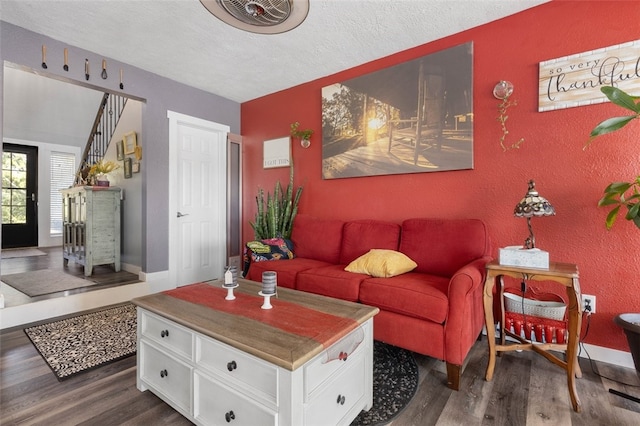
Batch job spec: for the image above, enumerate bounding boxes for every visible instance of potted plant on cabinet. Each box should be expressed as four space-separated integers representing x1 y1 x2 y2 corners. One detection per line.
88 159 120 186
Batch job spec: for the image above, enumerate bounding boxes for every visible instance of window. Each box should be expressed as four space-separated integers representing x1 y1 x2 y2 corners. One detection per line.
50 152 75 235
2 151 28 224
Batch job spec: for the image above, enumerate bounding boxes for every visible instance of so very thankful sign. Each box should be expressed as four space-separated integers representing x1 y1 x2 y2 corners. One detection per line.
539 39 640 112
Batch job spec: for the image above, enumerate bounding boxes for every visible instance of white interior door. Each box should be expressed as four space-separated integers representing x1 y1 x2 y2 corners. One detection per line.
168 111 229 287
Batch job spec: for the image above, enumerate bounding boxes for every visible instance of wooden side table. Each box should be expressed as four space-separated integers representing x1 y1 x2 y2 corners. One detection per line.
482 260 582 412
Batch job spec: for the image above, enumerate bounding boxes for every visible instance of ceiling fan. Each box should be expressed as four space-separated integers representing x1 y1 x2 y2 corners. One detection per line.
199 0 310 34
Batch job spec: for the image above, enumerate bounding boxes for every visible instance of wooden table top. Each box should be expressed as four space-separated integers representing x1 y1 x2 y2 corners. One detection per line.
132 279 379 370
486 260 578 279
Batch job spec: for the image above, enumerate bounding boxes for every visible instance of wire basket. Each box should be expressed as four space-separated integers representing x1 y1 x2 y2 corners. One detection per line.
504 292 566 320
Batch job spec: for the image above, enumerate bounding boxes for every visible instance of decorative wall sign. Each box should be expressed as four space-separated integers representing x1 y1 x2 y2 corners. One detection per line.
321 42 473 179
263 137 291 169
539 39 640 112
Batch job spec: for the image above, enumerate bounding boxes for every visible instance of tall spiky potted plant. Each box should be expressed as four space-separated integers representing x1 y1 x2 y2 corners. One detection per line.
250 162 303 240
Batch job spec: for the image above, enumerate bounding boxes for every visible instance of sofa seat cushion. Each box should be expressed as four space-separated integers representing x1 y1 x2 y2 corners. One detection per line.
247 258 331 289
296 265 367 302
359 272 450 323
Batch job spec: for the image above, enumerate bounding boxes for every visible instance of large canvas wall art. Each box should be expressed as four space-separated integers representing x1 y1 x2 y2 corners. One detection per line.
322 42 473 179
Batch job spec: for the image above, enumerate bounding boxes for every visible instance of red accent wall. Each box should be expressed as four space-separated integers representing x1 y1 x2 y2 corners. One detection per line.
241 1 640 352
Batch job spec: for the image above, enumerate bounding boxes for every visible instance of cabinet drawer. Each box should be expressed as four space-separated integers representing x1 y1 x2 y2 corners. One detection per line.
304 349 366 426
139 340 192 414
196 335 278 406
304 324 366 399
140 309 194 360
194 370 277 426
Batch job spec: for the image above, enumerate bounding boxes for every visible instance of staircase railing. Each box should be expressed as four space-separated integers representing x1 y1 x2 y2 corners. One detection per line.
75 92 128 184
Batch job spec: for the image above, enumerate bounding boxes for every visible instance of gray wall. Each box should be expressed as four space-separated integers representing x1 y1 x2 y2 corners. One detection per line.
1 21 241 273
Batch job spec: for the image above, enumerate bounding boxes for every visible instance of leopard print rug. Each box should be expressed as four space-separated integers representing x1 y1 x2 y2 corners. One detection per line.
24 303 137 380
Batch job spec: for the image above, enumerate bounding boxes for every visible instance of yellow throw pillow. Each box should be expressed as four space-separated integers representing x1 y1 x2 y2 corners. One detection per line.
344 249 417 278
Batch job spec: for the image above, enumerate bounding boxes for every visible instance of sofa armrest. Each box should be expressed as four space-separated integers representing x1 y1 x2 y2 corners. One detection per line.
444 256 492 365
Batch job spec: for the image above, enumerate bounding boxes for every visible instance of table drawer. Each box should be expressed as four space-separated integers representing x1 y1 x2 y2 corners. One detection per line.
196 334 278 406
140 309 194 361
304 349 366 426
139 340 192 414
304 323 366 399
194 370 277 426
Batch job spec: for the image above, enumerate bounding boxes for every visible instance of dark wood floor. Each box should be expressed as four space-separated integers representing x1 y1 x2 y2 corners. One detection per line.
2 251 640 424
1 247 140 307
2 318 640 425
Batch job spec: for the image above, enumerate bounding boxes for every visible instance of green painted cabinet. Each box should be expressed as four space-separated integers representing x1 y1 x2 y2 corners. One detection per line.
61 186 121 276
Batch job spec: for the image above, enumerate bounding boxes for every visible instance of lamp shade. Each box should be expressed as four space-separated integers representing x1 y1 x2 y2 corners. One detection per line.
514 180 555 218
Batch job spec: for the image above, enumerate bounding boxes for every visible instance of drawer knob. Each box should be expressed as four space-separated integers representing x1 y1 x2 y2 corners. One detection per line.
160 329 170 338
339 351 348 361
160 369 168 378
336 394 346 405
227 360 237 371
225 410 235 422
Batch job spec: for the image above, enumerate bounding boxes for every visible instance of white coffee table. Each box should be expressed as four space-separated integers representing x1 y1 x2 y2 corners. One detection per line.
133 279 379 426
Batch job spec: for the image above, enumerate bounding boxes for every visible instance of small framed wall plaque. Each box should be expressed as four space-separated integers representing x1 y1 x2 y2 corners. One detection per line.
116 140 124 160
124 157 132 178
123 131 137 155
263 137 291 169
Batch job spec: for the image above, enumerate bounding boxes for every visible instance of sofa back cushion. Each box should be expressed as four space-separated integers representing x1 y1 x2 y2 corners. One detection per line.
291 214 344 264
339 220 401 264
400 218 490 277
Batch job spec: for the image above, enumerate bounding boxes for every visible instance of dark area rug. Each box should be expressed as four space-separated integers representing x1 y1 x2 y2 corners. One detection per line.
351 341 419 425
24 303 137 380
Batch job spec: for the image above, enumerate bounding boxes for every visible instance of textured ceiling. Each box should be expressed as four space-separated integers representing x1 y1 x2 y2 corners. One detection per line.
1 0 548 103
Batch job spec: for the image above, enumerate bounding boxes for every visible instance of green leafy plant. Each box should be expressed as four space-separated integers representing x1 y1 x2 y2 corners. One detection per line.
290 122 314 140
250 163 303 240
588 86 640 230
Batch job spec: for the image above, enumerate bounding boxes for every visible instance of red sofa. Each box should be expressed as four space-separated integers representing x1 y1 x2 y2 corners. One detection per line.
246 214 492 390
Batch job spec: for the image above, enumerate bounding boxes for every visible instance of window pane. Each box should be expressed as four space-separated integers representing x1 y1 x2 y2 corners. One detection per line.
12 189 27 206
12 206 26 223
2 206 10 222
1 188 10 206
11 153 27 171
10 170 26 188
2 170 11 187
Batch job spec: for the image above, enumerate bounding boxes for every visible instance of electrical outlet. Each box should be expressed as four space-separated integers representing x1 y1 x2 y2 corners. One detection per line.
582 294 596 314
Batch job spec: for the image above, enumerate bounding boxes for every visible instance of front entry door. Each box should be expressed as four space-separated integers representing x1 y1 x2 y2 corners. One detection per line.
168 112 229 287
2 143 38 248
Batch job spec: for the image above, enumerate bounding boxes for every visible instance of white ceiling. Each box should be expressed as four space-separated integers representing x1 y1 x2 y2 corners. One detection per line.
1 0 549 104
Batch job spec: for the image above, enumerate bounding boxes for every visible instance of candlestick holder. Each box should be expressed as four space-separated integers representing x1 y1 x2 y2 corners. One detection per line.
223 283 238 300
258 291 274 309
